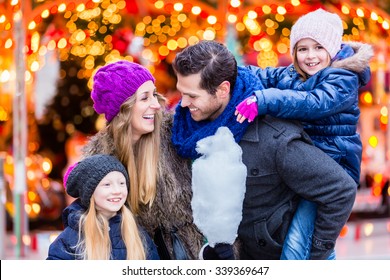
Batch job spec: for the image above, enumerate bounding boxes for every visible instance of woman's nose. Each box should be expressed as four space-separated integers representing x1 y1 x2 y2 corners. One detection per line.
150 97 161 110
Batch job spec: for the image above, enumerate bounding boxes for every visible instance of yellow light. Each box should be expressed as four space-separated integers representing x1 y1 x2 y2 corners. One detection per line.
277 6 287 15
41 9 50 19
58 3 67 12
177 37 188 48
228 14 237 23
380 106 388 116
207 16 217 25
177 13 187 23
0 70 11 83
380 115 388 124
155 0 164 9
23 235 31 246
32 203 41 215
277 42 288 54
230 0 241 8
76 3 86 12
356 8 364 17
173 3 183 12
236 22 245 32
31 32 40 53
167 39 178 51
27 170 35 181
75 30 86 42
262 5 271 14
158 45 169 57
30 61 40 72
5 38 13 49
28 191 37 201
42 158 52 174
341 5 350 14
362 92 372 104
247 11 257 20
47 40 56 50
191 6 201 15
188 36 199 46
28 21 36 30
57 38 67 49
374 173 383 183
291 0 300 7
371 12 378 21
368 136 378 148
203 29 216 40
363 223 374 237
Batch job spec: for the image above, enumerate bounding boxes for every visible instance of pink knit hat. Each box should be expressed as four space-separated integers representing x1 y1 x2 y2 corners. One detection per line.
91 60 155 122
290 8 343 59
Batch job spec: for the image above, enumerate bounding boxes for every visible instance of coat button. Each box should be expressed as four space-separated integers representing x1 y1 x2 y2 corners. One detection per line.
251 168 259 176
258 239 266 247
325 243 333 249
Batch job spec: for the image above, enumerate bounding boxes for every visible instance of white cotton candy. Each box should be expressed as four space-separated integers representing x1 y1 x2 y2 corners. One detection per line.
191 126 247 247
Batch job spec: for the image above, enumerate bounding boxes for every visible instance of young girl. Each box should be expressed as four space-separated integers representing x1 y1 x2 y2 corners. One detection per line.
235 8 373 259
82 60 204 259
47 154 159 260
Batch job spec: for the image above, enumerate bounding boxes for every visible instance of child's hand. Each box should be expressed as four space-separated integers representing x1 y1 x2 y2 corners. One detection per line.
235 95 258 123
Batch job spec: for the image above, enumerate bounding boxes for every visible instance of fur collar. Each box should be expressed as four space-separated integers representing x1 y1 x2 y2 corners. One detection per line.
331 42 374 73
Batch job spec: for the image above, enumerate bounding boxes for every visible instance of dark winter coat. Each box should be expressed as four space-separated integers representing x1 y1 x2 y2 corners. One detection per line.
238 115 357 260
46 199 159 260
247 42 373 184
82 112 204 260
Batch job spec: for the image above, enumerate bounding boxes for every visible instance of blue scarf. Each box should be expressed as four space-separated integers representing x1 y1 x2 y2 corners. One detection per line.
171 66 264 160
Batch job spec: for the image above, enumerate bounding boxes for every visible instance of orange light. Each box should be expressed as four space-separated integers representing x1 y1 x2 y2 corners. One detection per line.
373 186 382 197
339 225 348 238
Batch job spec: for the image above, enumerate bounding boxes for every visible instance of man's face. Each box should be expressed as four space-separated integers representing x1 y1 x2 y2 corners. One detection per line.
176 72 225 121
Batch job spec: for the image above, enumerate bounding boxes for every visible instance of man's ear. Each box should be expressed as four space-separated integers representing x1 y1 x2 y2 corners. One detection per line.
217 81 230 99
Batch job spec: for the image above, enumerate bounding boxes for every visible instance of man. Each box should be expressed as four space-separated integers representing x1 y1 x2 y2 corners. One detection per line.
171 40 356 260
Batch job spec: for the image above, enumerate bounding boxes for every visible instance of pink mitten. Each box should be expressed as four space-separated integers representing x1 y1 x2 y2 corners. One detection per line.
236 95 258 122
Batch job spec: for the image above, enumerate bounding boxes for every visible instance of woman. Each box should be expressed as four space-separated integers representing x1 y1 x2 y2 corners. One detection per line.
82 60 203 259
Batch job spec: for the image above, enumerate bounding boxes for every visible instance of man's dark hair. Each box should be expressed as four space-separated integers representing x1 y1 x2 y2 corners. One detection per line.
172 40 237 95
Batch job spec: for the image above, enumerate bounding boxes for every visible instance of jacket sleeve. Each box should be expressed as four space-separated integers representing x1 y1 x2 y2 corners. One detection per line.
275 135 357 259
254 68 360 121
46 233 75 260
246 65 286 88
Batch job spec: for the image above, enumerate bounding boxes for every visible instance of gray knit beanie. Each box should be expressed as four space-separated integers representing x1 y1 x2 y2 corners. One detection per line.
64 154 130 208
290 8 343 59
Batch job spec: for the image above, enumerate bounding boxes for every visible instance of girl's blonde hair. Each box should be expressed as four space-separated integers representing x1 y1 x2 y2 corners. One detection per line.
75 199 146 260
108 93 165 214
292 47 309 81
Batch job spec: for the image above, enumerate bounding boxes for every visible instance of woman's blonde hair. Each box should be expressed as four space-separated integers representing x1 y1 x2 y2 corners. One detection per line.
107 93 165 214
75 199 146 260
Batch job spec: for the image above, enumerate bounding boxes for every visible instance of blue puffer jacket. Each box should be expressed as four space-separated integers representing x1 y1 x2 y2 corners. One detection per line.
247 42 373 184
47 199 160 260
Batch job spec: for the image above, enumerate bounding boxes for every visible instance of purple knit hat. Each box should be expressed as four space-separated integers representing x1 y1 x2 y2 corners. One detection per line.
91 60 155 122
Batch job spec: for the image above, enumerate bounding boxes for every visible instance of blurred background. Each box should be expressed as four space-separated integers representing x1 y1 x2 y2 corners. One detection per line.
0 0 389 259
